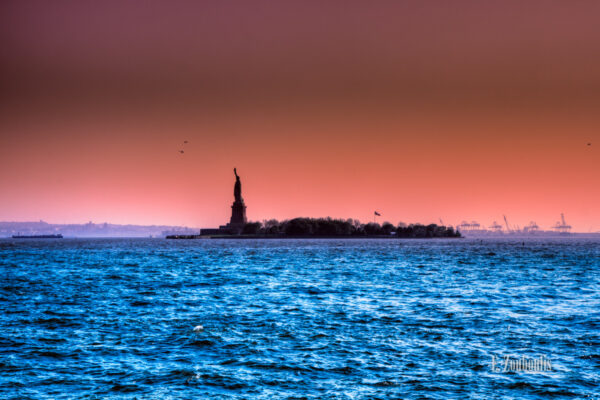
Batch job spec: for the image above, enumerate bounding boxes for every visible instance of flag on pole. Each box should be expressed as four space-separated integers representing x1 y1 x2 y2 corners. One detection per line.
374 211 381 216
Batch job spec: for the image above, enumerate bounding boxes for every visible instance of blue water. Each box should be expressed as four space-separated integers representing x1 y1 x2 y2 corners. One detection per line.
0 238 599 399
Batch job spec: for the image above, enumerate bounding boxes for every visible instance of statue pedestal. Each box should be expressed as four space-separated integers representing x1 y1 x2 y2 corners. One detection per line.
218 200 247 234
229 201 247 226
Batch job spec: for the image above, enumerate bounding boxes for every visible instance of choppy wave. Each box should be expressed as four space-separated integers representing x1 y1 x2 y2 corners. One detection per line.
0 237 599 398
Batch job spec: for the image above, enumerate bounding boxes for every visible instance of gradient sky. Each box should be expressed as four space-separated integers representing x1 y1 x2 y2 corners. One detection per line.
1 1 599 231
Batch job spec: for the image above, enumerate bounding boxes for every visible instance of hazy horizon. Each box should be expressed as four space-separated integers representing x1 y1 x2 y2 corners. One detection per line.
0 216 596 234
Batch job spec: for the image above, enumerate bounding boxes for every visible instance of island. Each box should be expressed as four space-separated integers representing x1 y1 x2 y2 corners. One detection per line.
238 218 458 238
166 168 461 239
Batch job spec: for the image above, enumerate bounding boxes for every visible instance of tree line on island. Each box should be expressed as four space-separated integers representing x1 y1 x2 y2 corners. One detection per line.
240 218 461 238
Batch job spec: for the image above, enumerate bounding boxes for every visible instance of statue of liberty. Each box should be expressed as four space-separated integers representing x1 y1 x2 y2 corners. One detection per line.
228 167 247 228
233 168 243 202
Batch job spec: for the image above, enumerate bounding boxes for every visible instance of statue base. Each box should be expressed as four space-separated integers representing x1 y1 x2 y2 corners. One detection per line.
214 200 247 234
229 200 247 226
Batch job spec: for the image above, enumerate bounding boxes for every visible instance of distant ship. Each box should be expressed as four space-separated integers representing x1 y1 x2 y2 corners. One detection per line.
12 234 63 239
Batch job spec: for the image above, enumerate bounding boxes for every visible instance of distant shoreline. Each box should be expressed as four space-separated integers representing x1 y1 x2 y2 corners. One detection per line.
3 233 600 240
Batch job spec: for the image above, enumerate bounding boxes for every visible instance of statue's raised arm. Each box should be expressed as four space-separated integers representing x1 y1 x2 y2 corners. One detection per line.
234 168 238 179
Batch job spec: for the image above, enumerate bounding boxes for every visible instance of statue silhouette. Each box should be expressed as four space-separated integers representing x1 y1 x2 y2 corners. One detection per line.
227 167 247 229
233 168 242 202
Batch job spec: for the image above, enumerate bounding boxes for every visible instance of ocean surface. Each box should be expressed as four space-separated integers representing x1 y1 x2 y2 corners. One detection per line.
0 237 599 399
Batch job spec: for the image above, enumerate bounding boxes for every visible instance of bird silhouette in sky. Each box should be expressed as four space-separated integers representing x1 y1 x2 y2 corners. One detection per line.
184 140 188 144
179 150 184 154
588 143 592 146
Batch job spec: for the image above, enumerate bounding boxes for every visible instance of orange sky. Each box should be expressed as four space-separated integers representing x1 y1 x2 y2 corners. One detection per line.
1 1 599 231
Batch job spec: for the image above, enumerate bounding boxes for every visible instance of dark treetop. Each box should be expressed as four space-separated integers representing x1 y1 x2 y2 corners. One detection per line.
241 218 461 238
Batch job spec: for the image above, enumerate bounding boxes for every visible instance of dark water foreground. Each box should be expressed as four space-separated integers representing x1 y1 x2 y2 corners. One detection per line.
0 238 598 399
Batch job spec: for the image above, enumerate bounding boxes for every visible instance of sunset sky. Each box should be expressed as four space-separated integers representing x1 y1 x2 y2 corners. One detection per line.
1 1 598 231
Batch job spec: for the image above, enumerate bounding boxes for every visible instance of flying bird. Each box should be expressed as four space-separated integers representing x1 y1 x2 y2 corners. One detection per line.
179 150 184 154
588 143 592 146
184 141 188 144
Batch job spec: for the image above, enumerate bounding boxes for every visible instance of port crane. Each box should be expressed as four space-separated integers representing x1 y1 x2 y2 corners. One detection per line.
552 213 572 234
489 221 503 232
524 221 539 233
457 220 481 231
503 215 512 233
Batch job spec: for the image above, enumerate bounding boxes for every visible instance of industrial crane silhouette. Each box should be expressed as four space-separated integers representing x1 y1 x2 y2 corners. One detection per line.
489 221 503 232
457 220 481 231
552 213 572 234
503 215 512 233
524 221 539 233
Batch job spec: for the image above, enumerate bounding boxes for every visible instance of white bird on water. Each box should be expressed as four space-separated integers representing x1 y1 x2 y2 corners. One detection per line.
193 325 204 332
